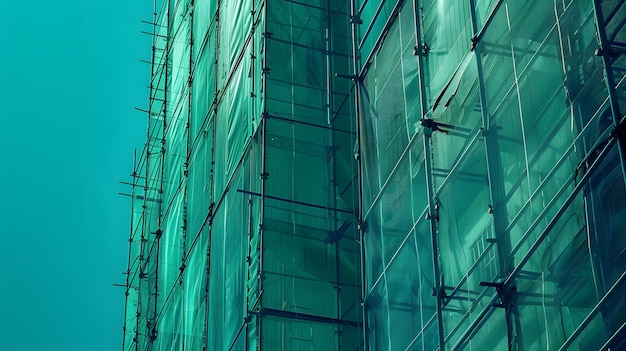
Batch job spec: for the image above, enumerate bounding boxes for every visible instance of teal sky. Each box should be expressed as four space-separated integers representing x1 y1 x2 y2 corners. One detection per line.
0 1 151 349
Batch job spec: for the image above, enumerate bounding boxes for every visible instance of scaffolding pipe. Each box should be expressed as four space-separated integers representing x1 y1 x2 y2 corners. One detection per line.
591 0 626 186
451 136 616 350
557 270 626 351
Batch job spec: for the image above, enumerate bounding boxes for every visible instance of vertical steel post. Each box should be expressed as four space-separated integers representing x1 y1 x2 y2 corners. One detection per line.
323 0 345 349
206 0 220 349
258 1 268 348
348 0 368 347
591 0 626 186
423 131 447 351
182 1 194 349
412 1 446 349
468 1 521 349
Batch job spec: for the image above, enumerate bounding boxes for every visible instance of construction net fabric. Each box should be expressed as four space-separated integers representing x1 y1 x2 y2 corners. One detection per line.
124 0 360 350
122 0 626 350
358 0 626 350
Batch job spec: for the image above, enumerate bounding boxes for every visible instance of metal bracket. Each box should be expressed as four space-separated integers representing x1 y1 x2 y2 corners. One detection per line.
413 43 430 56
335 72 361 82
350 15 363 24
613 118 626 144
421 118 451 134
471 36 479 51
480 281 517 310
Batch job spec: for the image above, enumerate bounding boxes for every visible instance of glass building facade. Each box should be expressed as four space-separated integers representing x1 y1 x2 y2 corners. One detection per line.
122 0 626 350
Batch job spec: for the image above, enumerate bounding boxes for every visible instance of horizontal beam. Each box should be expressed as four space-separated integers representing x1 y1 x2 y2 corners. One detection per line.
236 189 355 215
260 307 361 328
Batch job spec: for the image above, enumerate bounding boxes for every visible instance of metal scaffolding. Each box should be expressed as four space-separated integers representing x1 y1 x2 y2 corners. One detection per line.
121 0 626 350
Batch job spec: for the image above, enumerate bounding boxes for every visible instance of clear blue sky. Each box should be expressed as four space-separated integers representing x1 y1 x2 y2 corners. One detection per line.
0 1 151 349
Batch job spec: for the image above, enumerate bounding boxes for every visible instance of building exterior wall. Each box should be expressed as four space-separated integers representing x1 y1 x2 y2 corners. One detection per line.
123 0 362 350
123 0 626 350
356 0 626 350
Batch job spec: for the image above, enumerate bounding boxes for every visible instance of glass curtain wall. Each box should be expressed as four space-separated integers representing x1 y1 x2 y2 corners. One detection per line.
354 0 626 350
122 0 363 350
